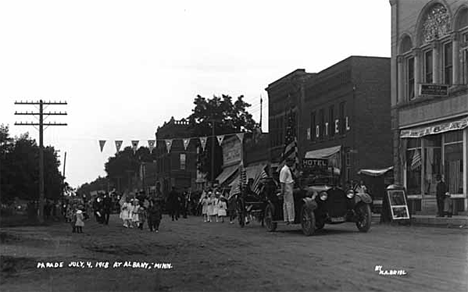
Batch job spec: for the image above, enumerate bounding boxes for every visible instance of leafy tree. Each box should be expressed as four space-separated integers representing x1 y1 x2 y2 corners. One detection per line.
0 126 64 204
103 146 156 192
187 94 258 181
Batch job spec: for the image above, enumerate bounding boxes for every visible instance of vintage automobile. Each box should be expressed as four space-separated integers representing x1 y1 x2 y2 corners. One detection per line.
263 167 373 236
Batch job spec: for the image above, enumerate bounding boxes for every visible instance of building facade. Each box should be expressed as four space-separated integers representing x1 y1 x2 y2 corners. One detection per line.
266 57 392 196
155 117 198 198
390 0 468 214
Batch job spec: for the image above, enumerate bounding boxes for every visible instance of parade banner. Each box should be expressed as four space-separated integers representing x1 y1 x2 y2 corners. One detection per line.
148 140 155 154
115 140 123 153
200 137 207 151
216 135 225 146
236 133 244 143
99 140 106 152
131 140 139 154
183 138 190 151
165 139 173 153
400 117 468 138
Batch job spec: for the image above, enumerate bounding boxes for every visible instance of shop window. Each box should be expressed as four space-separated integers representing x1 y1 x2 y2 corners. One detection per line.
424 50 433 83
407 57 415 100
406 138 421 195
444 131 463 194
423 135 442 196
339 102 346 134
443 42 452 85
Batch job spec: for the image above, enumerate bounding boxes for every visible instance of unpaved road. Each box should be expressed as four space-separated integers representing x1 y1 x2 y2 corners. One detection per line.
1 214 467 292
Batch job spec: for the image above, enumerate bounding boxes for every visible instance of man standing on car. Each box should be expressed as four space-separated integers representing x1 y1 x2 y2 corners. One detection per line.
280 158 295 224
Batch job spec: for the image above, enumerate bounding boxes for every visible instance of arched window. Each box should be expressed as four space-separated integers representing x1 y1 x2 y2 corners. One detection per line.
399 35 413 54
454 6 468 84
421 3 451 44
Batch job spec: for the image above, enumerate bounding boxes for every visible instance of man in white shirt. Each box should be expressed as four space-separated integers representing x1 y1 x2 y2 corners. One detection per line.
280 158 295 224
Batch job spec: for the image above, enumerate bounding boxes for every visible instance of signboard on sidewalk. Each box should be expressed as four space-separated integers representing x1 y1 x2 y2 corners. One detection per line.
387 189 410 220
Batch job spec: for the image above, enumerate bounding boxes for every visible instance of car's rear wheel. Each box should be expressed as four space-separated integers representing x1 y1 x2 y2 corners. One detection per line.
355 203 371 232
301 205 316 236
264 204 277 232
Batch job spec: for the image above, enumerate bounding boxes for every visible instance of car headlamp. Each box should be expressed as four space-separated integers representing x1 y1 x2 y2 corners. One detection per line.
347 190 355 199
319 191 328 201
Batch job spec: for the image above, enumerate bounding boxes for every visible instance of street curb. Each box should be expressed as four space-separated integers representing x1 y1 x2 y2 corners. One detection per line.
371 214 468 229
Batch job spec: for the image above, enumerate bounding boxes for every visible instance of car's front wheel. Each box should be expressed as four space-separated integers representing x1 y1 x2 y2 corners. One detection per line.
355 203 371 232
301 205 316 236
264 204 277 232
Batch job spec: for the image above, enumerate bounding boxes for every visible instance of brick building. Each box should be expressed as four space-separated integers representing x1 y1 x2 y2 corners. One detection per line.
155 117 198 198
266 56 392 198
390 0 468 214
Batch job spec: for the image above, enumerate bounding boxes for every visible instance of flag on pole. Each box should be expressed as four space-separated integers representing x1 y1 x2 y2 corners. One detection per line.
411 149 421 170
165 139 173 153
131 140 139 154
183 138 190 150
279 109 300 175
252 168 268 195
200 137 207 151
148 140 155 154
99 140 106 152
216 135 225 146
115 140 123 153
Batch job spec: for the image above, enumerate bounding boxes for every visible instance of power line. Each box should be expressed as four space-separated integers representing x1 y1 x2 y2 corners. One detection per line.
14 100 67 224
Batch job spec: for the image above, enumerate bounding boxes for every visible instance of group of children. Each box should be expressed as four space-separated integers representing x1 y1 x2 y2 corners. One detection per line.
120 197 163 232
68 204 87 233
200 191 228 223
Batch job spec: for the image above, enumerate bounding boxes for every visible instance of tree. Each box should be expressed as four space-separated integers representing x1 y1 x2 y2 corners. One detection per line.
0 126 64 204
187 94 259 181
104 146 156 192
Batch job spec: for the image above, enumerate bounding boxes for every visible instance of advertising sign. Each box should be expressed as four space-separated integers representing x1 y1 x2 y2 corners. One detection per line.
387 189 410 220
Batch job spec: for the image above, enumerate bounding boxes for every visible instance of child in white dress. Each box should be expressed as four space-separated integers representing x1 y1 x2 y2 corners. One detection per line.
201 194 209 223
120 198 132 228
217 195 227 223
131 199 140 228
213 192 220 222
207 192 214 223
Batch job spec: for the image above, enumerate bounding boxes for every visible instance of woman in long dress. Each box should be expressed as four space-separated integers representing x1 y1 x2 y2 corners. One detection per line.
206 192 214 223
131 199 140 228
217 195 227 223
201 193 209 223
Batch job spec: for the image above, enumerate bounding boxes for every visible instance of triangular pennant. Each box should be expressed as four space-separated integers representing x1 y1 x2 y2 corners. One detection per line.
216 135 225 146
115 140 123 153
183 138 190 151
99 140 106 152
148 140 155 154
199 137 207 151
131 140 139 154
236 133 244 143
165 139 173 153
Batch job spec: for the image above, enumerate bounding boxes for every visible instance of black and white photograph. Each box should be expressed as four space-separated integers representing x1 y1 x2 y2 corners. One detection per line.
1 0 468 291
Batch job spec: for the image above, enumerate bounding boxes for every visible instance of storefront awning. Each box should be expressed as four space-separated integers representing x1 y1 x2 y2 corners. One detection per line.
305 145 341 159
358 166 393 177
216 164 239 185
400 116 468 138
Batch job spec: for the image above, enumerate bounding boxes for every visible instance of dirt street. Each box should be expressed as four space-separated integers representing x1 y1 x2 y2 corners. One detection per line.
1 214 467 292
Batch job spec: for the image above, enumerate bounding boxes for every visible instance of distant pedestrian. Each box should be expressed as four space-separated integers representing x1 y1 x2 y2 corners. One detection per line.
201 193 209 222
131 199 140 228
103 192 113 225
120 197 132 228
138 202 147 230
148 199 162 232
207 192 215 223
217 194 227 223
74 206 85 233
280 158 295 224
228 194 237 224
436 174 448 217
213 191 220 222
167 187 180 221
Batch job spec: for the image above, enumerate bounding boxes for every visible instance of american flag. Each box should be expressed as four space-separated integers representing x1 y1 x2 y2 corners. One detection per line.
280 109 300 175
410 149 421 170
252 168 268 195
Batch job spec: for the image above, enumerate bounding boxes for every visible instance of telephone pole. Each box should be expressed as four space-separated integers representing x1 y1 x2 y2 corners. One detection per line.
14 100 67 224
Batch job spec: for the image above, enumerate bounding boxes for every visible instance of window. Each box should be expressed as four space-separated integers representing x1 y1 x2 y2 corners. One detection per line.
424 50 433 83
406 138 421 195
319 109 324 139
180 153 186 170
310 111 316 141
443 42 452 85
423 135 442 196
339 102 346 134
407 57 415 99
329 105 335 137
462 36 468 84
444 131 463 194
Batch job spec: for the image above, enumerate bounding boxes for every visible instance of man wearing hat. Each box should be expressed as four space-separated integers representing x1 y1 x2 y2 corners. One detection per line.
280 158 295 224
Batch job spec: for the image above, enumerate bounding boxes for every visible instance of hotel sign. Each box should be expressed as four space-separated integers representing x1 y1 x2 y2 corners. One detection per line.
302 158 328 169
419 84 448 96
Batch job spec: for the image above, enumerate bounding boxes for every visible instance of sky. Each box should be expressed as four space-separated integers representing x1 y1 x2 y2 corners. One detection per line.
0 0 391 188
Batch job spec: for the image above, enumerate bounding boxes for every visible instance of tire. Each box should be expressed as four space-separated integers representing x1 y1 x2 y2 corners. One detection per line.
264 204 277 232
301 205 316 236
355 203 372 232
